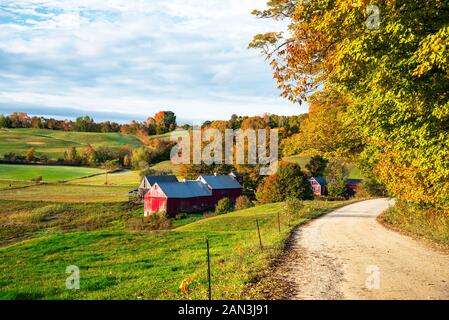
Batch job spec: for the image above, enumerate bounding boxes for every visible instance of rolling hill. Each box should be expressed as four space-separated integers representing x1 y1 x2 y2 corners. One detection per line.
0 128 142 160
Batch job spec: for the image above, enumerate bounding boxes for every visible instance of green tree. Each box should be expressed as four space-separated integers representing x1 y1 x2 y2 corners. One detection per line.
64 147 79 162
0 114 11 128
251 0 449 208
154 111 177 134
277 162 313 200
74 116 94 132
132 147 151 169
306 155 328 177
325 159 348 198
215 198 234 215
95 146 114 164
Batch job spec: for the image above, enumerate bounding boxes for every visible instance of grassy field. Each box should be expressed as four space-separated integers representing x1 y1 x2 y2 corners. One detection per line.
0 180 32 190
71 170 141 187
0 128 142 159
71 161 181 187
0 164 104 182
151 130 186 142
283 155 362 179
0 200 142 246
0 199 355 300
0 184 130 203
151 160 180 175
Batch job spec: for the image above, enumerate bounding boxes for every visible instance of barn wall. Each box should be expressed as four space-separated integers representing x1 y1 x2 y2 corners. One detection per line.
211 188 243 203
166 196 214 217
144 195 167 216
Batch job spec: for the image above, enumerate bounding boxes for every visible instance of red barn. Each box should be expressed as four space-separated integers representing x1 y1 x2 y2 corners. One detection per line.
138 175 178 197
144 181 212 217
345 179 362 197
144 173 243 217
197 174 243 203
309 176 363 197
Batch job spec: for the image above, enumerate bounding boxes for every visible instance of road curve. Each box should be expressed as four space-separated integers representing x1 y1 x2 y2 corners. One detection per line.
288 198 449 300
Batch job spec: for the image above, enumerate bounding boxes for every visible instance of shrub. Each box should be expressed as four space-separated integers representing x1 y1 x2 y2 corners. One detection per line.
31 176 43 184
277 161 313 200
283 198 304 217
381 201 449 244
202 211 216 219
324 159 348 198
129 211 172 231
255 174 284 204
235 195 253 210
215 198 234 215
175 212 188 220
29 204 69 223
359 176 388 197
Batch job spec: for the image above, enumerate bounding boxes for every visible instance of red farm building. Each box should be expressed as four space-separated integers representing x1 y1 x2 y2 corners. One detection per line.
345 179 363 197
309 176 363 197
197 174 243 203
144 173 243 217
138 175 178 197
309 176 328 196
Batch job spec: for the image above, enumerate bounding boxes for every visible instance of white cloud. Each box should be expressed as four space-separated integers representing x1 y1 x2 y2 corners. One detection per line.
0 0 303 122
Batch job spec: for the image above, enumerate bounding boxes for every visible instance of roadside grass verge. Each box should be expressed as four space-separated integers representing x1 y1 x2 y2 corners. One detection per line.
379 200 449 246
0 199 356 300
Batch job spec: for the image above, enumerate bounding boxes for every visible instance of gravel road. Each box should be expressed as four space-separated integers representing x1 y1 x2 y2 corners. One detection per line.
287 198 449 300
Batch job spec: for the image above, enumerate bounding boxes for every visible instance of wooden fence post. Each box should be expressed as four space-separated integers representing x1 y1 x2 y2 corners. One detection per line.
206 238 211 300
277 212 281 233
256 219 263 250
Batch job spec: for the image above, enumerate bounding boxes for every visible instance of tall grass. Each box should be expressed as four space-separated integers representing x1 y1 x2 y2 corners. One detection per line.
380 201 449 244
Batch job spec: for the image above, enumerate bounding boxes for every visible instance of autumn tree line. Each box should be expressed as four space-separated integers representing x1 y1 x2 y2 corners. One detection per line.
0 111 177 135
249 1 449 216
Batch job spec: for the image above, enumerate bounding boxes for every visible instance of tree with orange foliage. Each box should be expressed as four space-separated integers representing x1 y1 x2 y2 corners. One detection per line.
154 111 176 134
255 174 283 204
251 0 449 208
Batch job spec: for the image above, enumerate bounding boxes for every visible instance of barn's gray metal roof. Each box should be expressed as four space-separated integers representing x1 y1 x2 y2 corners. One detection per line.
145 175 178 186
199 175 242 189
346 179 363 185
156 181 212 198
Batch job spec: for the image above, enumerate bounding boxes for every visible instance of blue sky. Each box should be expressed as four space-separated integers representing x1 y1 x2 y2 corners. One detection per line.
0 0 305 124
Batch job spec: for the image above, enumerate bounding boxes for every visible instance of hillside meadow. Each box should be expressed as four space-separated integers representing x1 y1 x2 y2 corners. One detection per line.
0 164 104 182
70 161 180 187
283 155 362 179
0 128 142 159
0 184 130 203
0 199 357 300
71 170 141 186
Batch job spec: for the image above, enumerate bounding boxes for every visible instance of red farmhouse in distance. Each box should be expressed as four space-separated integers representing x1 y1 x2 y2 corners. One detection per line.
309 176 362 197
144 173 243 217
